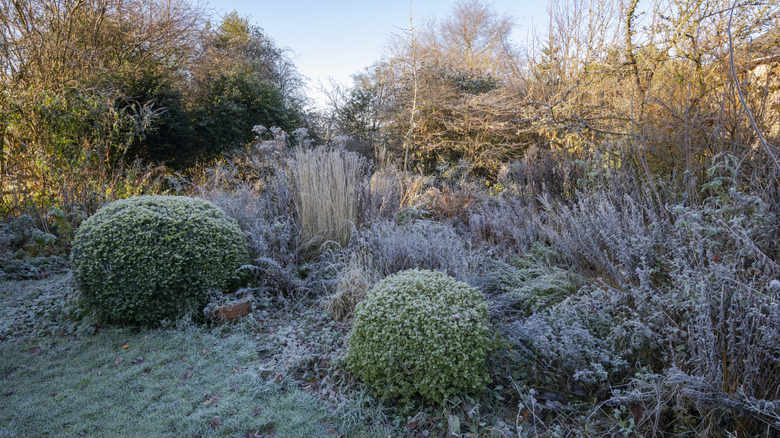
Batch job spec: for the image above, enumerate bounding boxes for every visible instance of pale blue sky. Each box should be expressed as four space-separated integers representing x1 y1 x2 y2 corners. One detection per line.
206 0 549 106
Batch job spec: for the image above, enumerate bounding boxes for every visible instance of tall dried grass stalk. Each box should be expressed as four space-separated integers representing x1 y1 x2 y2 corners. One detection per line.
292 146 369 257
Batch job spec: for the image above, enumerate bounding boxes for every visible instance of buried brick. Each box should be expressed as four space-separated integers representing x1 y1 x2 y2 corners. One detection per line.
214 297 253 323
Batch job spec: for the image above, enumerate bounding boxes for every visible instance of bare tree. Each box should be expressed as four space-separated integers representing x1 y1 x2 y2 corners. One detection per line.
0 0 205 88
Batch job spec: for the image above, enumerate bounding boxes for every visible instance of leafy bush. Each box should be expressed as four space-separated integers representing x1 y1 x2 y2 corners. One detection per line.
192 71 301 157
346 269 491 405
71 195 250 325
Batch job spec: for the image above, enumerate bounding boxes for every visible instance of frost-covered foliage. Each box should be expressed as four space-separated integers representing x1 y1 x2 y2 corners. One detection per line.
321 212 478 321
346 269 491 405
0 214 68 280
192 147 301 293
474 248 582 318
321 260 374 321
468 198 542 257
504 298 630 388
497 145 580 203
539 188 667 288
71 195 250 325
322 218 475 319
349 219 472 280
607 185 780 434
0 273 95 340
502 155 780 435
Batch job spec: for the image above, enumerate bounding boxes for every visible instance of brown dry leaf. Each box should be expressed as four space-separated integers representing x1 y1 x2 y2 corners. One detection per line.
122 344 129 349
114 357 123 366
209 415 221 428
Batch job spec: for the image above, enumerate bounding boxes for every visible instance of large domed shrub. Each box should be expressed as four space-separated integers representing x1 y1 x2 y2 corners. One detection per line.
71 195 250 325
346 269 491 404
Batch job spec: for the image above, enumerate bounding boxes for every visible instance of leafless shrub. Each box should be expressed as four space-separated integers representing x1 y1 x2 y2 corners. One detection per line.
468 198 541 257
416 166 485 222
367 167 428 220
499 145 581 203
367 162 486 227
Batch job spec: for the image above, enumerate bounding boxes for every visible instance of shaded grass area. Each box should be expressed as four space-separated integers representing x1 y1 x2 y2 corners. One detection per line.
0 275 352 437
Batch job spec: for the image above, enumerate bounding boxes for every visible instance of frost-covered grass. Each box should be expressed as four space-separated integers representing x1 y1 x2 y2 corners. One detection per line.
0 321 338 437
0 276 383 438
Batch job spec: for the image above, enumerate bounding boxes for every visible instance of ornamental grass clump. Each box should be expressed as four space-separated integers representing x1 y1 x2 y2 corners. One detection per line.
71 195 250 325
346 269 491 405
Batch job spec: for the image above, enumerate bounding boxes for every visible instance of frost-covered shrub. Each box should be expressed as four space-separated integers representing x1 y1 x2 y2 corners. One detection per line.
351 219 472 280
346 269 491 405
469 198 541 257
504 295 631 388
0 214 67 280
192 153 300 294
540 189 667 288
473 245 581 317
71 195 250 325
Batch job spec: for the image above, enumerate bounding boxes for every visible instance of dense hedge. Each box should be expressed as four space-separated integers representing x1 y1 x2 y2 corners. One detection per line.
346 269 491 405
71 195 250 325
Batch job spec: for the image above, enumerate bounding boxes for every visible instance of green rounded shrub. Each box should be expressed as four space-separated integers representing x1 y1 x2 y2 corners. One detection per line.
346 269 491 405
71 195 250 325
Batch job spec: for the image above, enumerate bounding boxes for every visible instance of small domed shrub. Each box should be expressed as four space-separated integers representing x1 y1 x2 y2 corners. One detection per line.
346 269 491 405
71 195 250 325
